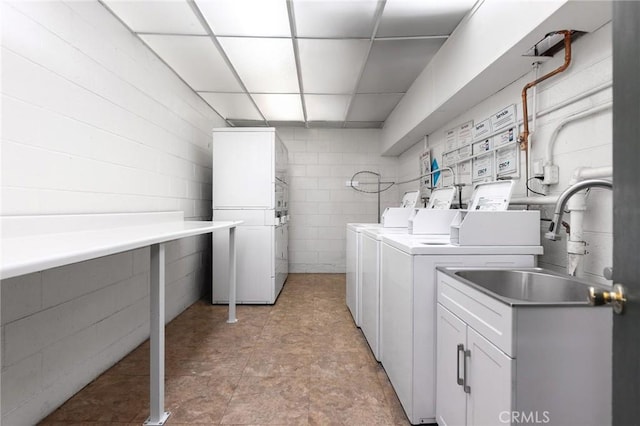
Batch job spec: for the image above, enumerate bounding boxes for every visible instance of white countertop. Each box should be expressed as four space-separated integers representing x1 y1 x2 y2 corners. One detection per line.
0 212 243 425
381 233 544 255
1 216 240 280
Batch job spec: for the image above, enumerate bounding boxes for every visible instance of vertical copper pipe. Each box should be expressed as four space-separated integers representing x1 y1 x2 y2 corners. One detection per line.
518 30 573 151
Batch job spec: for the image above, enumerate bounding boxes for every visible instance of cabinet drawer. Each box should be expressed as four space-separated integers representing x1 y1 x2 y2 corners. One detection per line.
437 271 515 357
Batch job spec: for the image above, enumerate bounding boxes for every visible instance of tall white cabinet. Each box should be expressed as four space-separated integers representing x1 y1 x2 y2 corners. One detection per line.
211 128 289 304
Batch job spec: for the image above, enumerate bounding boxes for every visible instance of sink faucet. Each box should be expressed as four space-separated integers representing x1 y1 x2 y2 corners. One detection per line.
545 178 613 241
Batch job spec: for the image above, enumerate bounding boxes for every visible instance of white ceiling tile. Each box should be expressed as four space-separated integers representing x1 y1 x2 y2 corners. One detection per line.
377 0 476 37
140 35 241 92
298 39 370 94
253 94 304 121
358 39 444 93
347 93 404 121
199 92 263 120
305 94 350 121
218 37 298 93
105 0 463 128
103 0 206 35
195 0 291 37
293 0 380 38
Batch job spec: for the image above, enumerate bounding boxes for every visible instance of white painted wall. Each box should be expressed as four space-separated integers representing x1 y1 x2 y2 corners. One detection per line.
398 22 613 285
0 1 226 424
277 128 399 273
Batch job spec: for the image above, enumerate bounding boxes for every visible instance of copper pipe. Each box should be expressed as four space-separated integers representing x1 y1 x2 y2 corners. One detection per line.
518 30 573 151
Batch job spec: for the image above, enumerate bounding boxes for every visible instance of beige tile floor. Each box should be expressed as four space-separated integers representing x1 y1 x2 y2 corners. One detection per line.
40 273 410 425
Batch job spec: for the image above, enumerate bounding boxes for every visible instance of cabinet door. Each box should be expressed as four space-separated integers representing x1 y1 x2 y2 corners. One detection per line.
466 327 513 426
436 304 468 426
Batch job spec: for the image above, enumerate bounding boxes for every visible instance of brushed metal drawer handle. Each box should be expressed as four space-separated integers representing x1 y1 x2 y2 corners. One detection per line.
463 349 471 394
456 344 464 386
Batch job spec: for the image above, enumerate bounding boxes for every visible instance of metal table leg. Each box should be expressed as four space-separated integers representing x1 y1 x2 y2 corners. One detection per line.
145 243 170 425
227 226 238 324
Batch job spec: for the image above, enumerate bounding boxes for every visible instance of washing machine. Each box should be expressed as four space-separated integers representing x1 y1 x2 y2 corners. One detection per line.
346 222 381 326
346 191 421 326
378 181 543 424
362 229 448 361
380 234 542 424
360 187 456 360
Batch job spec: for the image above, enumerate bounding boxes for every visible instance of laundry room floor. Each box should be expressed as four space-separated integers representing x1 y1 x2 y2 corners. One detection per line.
39 273 409 425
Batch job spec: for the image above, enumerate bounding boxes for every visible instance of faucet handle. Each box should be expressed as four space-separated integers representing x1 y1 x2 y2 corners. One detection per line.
603 267 613 280
544 231 561 241
545 216 562 241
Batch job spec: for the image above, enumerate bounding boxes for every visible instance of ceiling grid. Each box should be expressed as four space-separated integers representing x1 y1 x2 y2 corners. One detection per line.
342 0 387 128
186 0 270 126
286 0 309 125
101 0 476 129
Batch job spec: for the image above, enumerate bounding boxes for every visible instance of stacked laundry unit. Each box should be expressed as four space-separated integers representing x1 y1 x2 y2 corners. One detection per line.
211 128 289 304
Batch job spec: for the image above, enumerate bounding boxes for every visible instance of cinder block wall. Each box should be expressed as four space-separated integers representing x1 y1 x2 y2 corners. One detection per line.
397 22 613 284
278 128 399 273
0 1 225 424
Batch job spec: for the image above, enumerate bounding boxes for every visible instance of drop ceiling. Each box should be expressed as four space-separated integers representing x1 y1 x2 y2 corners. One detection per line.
102 0 476 129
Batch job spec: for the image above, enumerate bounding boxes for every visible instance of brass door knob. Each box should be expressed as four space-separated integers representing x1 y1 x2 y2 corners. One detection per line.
588 284 626 315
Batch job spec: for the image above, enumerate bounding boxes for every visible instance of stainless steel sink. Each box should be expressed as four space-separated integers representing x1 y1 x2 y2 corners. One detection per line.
446 268 606 305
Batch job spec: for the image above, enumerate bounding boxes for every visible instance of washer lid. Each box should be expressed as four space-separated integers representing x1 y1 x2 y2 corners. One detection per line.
426 187 456 209
467 180 515 211
400 190 420 208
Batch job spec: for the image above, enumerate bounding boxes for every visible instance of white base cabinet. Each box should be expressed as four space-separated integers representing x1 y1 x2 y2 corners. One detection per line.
437 304 513 426
436 270 612 426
